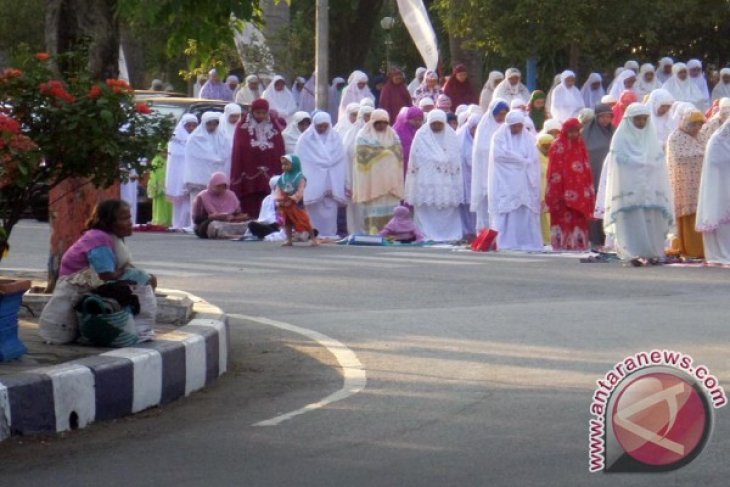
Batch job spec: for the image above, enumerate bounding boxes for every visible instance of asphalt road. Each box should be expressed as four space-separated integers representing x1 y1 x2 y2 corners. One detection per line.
1 220 729 486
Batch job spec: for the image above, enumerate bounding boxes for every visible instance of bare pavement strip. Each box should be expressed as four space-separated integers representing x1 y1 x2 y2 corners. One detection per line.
1 220 730 486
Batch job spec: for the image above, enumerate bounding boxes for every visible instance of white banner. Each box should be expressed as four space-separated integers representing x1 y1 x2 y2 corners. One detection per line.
396 0 439 70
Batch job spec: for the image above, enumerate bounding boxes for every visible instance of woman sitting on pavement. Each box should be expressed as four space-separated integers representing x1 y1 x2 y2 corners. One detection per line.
192 172 250 239
39 200 157 344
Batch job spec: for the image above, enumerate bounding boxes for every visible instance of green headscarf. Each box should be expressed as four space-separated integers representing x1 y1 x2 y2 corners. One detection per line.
529 90 547 131
277 154 304 195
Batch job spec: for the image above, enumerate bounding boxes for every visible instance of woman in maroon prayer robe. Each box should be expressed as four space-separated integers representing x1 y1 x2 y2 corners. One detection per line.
443 64 478 109
379 68 413 124
230 98 286 217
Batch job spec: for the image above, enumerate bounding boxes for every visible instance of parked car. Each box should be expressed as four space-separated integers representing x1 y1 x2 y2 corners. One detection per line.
133 89 186 100
144 97 230 123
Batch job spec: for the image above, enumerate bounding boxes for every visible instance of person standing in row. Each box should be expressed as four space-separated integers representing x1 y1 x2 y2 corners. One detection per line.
602 103 674 262
263 75 298 123
470 99 509 232
230 99 286 217
696 120 730 264
378 67 413 124
339 71 375 121
295 112 347 237
550 70 585 124
413 70 443 105
147 144 173 227
235 75 262 106
492 68 530 105
443 64 478 109
487 111 543 251
666 109 707 258
456 113 481 239
405 109 464 242
166 114 198 231
199 69 233 101
545 119 595 251
479 71 504 112
183 111 231 218
352 109 405 234
282 111 311 154
582 103 614 246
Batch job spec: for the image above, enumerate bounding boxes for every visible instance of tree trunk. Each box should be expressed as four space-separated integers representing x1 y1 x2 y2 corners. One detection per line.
569 42 580 74
44 0 121 291
446 0 483 87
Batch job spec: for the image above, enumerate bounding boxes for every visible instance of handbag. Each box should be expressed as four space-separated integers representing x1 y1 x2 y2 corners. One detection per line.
470 228 499 252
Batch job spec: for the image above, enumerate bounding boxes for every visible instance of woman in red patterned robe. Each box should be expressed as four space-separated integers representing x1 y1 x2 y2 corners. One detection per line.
545 118 596 250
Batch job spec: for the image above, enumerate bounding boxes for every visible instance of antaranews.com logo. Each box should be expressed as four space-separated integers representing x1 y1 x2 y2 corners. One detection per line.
589 349 727 473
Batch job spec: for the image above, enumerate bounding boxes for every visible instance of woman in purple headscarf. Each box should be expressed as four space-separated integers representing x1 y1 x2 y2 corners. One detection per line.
393 106 424 175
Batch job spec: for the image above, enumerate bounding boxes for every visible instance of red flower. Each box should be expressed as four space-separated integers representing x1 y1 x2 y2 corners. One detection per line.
135 102 152 115
89 85 103 99
35 52 51 62
0 114 21 135
2 68 23 79
105 78 132 94
39 80 76 104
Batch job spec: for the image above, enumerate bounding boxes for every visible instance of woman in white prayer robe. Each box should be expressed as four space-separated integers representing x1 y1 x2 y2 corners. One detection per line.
408 67 426 97
662 63 707 112
457 113 482 237
166 114 198 230
235 75 261 106
647 88 676 150
405 109 465 242
282 111 311 154
262 75 298 122
696 120 730 264
580 73 605 109
550 70 585 124
343 105 375 234
218 103 242 155
334 102 360 136
711 68 730 102
470 98 509 231
295 112 347 237
479 71 504 112
636 63 662 100
602 103 674 261
184 111 232 218
687 59 711 111
492 68 530 106
338 70 375 122
608 69 638 101
487 111 543 251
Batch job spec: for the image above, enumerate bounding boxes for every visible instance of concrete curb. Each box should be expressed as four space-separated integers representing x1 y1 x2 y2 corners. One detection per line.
0 290 228 442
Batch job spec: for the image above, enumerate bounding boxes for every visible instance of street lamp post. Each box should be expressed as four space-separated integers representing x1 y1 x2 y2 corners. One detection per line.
380 16 395 71
315 0 329 111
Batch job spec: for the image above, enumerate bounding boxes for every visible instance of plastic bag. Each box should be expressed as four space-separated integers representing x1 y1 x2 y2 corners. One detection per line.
471 229 499 252
131 284 157 342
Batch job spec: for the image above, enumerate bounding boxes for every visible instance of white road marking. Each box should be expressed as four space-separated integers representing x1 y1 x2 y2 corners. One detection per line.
228 314 366 427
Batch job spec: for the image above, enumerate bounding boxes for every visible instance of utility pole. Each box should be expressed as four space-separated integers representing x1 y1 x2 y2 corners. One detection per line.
315 0 329 111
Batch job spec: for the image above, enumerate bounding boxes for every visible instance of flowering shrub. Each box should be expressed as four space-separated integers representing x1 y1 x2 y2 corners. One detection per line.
0 48 174 261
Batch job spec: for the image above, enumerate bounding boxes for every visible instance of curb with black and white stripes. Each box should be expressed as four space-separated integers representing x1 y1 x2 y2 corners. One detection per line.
0 290 228 441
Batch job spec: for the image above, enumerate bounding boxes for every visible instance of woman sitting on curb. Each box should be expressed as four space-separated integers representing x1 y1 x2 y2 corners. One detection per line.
40 200 157 344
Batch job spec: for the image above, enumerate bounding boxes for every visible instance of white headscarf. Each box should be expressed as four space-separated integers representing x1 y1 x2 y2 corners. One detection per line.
662 63 707 111
328 76 346 123
219 103 242 146
235 75 261 106
609 69 638 100
602 103 674 235
696 120 730 233
492 68 530 104
342 105 375 187
262 75 298 121
657 57 674 84
647 88 676 147
166 113 198 198
294 111 347 205
687 59 711 107
184 111 230 188
581 73 605 109
712 68 730 101
624 60 640 73
334 102 360 135
408 67 427 96
487 110 541 215
470 98 508 211
338 70 375 121
291 76 306 104
479 71 504 112
636 64 661 99
282 111 311 154
405 109 464 208
550 70 585 123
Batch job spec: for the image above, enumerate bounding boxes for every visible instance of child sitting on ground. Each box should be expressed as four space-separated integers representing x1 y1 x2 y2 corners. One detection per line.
378 205 424 243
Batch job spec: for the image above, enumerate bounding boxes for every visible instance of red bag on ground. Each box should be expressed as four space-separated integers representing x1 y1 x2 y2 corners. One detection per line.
471 229 498 252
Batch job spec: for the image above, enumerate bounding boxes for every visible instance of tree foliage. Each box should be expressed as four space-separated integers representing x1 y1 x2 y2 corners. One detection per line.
434 0 730 87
